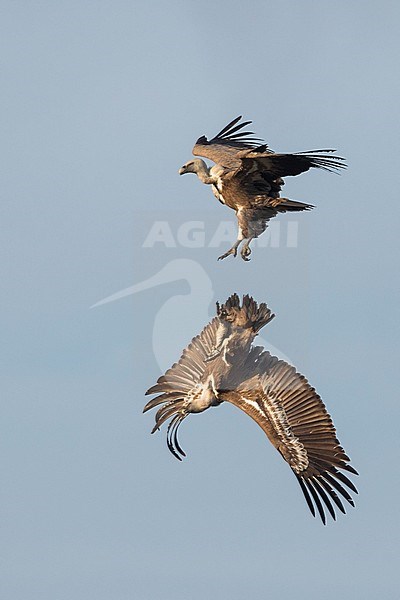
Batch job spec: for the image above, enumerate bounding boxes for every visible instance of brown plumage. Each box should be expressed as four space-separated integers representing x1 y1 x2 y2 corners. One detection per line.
144 294 357 524
179 116 346 261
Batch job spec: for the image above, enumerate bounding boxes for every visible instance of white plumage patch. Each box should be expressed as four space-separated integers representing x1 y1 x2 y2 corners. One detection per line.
264 392 309 472
242 392 309 473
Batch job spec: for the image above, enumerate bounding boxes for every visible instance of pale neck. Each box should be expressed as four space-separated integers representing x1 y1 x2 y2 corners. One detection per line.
195 161 215 185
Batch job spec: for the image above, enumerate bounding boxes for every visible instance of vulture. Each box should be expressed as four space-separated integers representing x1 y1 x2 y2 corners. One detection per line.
179 116 346 261
144 294 358 524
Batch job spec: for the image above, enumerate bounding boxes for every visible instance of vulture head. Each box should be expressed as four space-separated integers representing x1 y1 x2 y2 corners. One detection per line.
179 158 208 176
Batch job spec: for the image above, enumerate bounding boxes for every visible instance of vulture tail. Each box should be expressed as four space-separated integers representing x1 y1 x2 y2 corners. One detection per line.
217 293 275 333
276 199 314 212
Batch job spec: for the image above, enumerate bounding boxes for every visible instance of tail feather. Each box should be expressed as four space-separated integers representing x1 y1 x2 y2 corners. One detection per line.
276 199 314 213
217 294 274 333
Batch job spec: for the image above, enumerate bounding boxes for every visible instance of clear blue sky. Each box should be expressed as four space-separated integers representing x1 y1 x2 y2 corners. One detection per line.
1 2 399 599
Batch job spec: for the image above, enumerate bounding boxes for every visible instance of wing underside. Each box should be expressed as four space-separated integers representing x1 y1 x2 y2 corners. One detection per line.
222 351 358 523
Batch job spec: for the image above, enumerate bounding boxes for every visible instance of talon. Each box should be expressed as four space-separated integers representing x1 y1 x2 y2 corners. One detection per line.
241 246 252 261
217 247 238 261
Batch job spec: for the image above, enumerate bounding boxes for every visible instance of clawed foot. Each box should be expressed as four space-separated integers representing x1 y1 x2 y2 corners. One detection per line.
241 245 252 261
217 247 238 261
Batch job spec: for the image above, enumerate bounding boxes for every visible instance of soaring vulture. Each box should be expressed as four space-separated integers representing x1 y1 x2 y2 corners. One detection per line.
144 294 358 524
179 116 346 261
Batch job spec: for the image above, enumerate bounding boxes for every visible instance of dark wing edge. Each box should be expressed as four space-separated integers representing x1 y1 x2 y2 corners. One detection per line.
239 148 347 177
208 116 265 148
222 351 358 524
293 149 347 173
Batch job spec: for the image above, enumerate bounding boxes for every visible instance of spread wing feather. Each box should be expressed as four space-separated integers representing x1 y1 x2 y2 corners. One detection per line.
210 116 264 147
144 316 222 404
238 149 346 178
144 316 226 460
193 116 267 168
221 351 357 524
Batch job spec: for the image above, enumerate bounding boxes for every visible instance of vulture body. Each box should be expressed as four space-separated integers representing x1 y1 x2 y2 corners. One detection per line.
179 117 346 261
144 294 358 525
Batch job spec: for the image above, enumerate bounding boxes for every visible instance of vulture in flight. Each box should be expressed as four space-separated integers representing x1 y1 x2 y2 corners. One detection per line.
179 116 346 261
144 294 358 524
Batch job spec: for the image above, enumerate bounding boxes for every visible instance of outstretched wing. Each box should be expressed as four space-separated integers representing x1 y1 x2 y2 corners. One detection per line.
144 316 226 459
192 115 346 178
193 116 267 168
144 315 223 407
221 351 358 524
